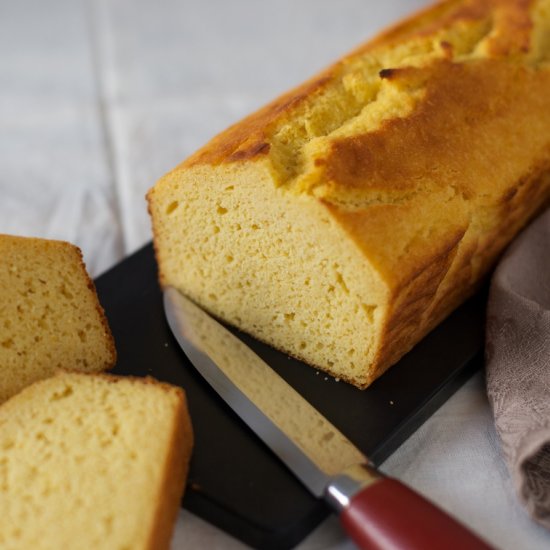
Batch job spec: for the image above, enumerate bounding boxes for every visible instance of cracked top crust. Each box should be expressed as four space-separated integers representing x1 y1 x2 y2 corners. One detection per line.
179 0 550 197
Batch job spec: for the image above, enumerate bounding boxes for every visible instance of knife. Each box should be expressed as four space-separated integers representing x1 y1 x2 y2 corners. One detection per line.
163 286 493 550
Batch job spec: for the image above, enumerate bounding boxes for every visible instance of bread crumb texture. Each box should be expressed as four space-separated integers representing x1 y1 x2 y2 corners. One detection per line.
0 235 116 402
0 372 193 550
148 0 550 388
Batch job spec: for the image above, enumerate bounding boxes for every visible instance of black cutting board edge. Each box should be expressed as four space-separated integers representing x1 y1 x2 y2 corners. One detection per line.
95 243 486 550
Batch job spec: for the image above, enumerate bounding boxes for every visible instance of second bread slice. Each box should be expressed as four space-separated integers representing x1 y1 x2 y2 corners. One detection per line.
0 371 193 550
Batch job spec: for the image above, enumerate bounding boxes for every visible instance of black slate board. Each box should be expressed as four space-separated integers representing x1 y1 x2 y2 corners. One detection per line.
94 243 486 550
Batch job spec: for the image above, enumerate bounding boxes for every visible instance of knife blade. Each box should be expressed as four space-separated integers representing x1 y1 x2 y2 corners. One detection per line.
164 286 492 550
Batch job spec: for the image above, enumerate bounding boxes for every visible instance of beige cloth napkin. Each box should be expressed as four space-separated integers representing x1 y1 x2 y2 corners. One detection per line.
486 208 550 530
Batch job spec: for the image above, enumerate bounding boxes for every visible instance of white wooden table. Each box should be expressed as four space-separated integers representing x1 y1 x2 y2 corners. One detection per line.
1 1 549 548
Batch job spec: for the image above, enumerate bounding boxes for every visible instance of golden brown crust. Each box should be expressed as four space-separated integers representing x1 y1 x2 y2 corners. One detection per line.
180 74 332 168
320 59 548 202
179 0 540 172
368 0 534 55
71 243 118 369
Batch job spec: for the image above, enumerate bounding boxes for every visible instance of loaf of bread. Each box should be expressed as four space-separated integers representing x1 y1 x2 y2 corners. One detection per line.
148 0 550 388
0 235 116 402
0 371 193 550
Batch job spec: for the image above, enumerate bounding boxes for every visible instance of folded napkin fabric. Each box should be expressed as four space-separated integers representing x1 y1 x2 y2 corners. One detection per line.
486 208 550 530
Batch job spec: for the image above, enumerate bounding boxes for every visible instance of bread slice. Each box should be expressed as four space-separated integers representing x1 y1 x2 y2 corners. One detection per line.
0 371 193 550
0 234 116 402
148 0 550 388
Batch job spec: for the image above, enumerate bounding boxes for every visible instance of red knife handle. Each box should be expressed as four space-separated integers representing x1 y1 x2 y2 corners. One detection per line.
339 477 493 550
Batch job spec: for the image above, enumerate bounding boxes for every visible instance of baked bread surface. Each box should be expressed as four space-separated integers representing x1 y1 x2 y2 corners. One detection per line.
148 0 550 388
0 234 116 402
0 371 193 550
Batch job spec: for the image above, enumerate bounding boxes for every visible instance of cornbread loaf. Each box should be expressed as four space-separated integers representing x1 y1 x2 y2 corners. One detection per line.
0 371 193 550
148 0 550 388
0 235 116 402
